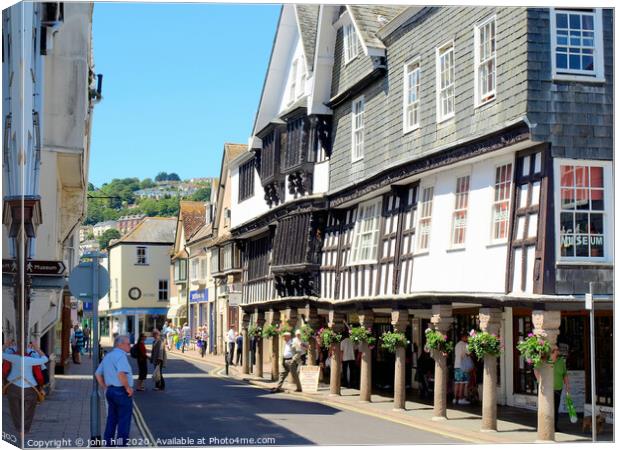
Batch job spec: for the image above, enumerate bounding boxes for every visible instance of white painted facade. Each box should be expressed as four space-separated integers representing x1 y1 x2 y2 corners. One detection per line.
409 151 515 294
2 2 96 342
230 155 268 229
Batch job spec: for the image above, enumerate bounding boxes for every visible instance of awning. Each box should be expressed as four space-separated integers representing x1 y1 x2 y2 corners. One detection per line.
166 304 187 319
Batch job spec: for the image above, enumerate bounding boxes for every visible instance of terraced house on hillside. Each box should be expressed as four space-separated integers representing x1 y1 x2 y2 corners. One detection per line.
225 5 613 438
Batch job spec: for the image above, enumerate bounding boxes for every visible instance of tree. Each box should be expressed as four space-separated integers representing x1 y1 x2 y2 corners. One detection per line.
98 228 121 250
140 178 155 189
155 172 169 182
88 182 96 191
190 187 211 202
168 173 181 181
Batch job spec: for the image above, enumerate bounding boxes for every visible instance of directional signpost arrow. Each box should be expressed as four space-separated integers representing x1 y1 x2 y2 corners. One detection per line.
3 259 66 276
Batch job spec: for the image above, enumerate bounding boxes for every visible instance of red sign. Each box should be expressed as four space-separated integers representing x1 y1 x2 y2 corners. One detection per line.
2 259 66 276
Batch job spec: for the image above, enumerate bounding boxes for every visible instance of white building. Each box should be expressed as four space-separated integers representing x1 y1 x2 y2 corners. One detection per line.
2 2 97 376
99 217 176 342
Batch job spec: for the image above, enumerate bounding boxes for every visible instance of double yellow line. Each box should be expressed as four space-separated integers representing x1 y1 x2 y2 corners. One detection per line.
133 401 156 446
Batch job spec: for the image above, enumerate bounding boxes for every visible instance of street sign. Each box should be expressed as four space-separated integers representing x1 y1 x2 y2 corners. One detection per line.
2 259 66 276
68 261 109 300
83 302 93 311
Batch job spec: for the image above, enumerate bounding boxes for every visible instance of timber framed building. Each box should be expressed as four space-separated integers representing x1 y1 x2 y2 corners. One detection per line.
226 5 613 424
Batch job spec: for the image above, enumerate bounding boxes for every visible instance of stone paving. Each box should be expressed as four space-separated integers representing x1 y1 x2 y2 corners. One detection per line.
2 353 141 448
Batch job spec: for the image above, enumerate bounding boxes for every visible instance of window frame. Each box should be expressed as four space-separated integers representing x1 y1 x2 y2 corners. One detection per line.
158 280 168 301
450 173 471 249
136 246 147 265
553 158 612 264
474 16 497 107
343 23 359 64
351 95 365 162
349 197 382 266
238 158 255 203
403 57 421 134
550 8 605 82
416 184 435 254
436 41 455 123
490 161 514 244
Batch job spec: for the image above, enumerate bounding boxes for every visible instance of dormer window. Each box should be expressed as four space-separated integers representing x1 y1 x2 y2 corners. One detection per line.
343 23 359 64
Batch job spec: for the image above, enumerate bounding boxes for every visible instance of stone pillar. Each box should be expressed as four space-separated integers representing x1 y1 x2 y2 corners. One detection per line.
299 304 320 366
478 308 502 432
241 312 251 375
254 310 265 378
392 309 409 410
328 310 345 396
532 310 561 442
430 305 452 420
265 309 280 381
358 310 374 403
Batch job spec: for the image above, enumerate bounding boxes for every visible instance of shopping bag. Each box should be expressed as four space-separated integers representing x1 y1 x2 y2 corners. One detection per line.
152 365 161 384
565 393 578 424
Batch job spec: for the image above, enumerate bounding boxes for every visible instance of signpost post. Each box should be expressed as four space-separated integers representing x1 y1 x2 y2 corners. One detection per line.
68 252 109 445
585 283 596 443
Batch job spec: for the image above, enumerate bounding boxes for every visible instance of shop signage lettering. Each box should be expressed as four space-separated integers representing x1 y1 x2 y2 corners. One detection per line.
561 235 603 247
190 289 208 303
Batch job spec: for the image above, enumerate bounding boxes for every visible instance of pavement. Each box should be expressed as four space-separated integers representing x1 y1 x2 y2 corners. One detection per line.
169 346 614 444
2 351 143 448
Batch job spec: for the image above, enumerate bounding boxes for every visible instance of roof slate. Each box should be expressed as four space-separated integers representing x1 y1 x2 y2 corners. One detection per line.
116 217 176 244
295 4 320 72
348 5 406 49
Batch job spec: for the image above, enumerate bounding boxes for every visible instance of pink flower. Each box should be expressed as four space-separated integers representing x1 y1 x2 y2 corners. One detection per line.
469 329 476 337
538 340 544 345
527 333 534 338
526 358 532 364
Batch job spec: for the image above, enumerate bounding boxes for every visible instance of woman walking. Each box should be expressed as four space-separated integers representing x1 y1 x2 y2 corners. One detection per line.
136 334 148 391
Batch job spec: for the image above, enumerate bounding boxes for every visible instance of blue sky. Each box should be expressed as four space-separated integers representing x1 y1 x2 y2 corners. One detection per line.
89 2 280 187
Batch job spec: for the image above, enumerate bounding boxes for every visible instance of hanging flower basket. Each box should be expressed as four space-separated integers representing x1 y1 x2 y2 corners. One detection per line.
278 324 293 336
298 324 315 343
516 332 551 368
248 325 263 338
380 331 408 354
262 324 279 338
317 327 342 348
467 329 502 359
349 326 376 346
424 328 454 354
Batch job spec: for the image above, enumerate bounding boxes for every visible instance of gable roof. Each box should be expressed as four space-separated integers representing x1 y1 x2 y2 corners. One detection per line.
111 217 176 246
295 4 320 72
212 143 247 237
179 201 207 240
348 5 406 51
187 222 213 246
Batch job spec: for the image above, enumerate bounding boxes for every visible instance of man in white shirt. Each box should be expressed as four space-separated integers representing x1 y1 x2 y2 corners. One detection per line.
340 331 357 388
292 329 308 365
271 332 302 393
453 332 470 405
227 328 236 365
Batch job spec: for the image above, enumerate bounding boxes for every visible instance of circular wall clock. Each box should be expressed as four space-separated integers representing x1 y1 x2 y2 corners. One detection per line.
128 287 142 300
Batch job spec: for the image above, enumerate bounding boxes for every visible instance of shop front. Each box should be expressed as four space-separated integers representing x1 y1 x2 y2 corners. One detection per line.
189 288 208 336
107 307 169 343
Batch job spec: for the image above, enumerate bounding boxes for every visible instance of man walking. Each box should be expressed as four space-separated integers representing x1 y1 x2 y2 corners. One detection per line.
84 325 91 352
235 332 243 366
70 324 84 364
270 332 302 393
227 328 236 365
181 322 191 353
95 335 133 447
150 329 167 391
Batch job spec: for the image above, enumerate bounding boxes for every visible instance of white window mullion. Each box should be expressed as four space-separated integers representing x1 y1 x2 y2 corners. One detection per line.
351 96 365 161
436 43 455 122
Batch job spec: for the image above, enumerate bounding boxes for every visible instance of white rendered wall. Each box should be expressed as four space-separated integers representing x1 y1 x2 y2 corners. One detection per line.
313 160 330 194
230 162 268 229
409 152 515 294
